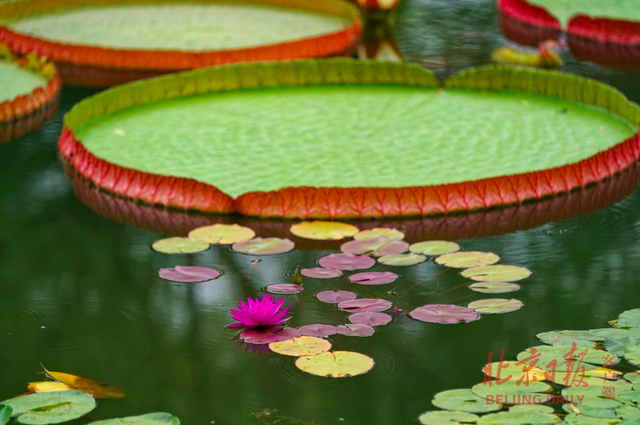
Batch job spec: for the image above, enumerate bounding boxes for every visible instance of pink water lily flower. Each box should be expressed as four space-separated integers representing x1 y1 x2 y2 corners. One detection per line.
229 294 292 328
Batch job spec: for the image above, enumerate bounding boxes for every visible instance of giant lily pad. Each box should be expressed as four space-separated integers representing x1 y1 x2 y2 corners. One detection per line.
418 411 479 425
336 324 375 337
432 389 502 413
151 237 209 254
268 336 332 357
338 298 392 312
232 238 294 255
239 326 301 344
461 266 532 282
349 271 398 285
3 391 96 424
341 236 409 256
469 282 521 294
348 312 392 326
90 413 181 424
410 241 461 256
188 223 255 244
410 304 480 324
379 253 427 266
354 228 404 240
513 0 640 28
477 411 560 425
319 253 376 270
435 252 500 268
41 366 124 399
468 299 523 314
158 265 221 283
299 324 338 337
301 268 343 279
290 221 359 240
295 351 374 378
265 284 304 295
316 290 357 304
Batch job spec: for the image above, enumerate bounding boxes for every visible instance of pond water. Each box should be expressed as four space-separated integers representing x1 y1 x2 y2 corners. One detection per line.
2 0 640 424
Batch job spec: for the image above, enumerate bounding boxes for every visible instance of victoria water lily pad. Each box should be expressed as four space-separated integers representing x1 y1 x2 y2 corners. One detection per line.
354 228 404 240
301 268 342 279
298 324 338 337
27 382 74 393
468 299 523 314
410 241 461 256
469 282 521 294
461 265 532 282
90 412 181 424
3 391 96 424
435 251 500 268
151 237 209 254
316 290 357 304
42 366 125 399
318 253 376 271
338 298 393 313
158 265 221 283
239 326 301 344
418 411 479 425
477 411 560 424
378 253 426 266
0 405 12 425
265 284 304 295
341 236 409 256
290 221 359 240
348 312 392 326
232 238 295 255
295 351 374 378
268 336 332 357
432 389 502 413
336 324 375 337
349 271 398 285
410 304 480 324
188 223 255 244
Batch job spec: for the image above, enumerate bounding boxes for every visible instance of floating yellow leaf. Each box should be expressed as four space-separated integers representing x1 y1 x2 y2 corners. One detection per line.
435 251 500 268
354 228 404 241
27 381 74 393
295 351 374 378
290 221 359 240
42 365 125 399
151 237 209 254
269 336 332 357
188 223 255 244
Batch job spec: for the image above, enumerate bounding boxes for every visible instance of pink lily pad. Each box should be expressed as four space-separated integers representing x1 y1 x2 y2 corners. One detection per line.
266 284 304 295
338 298 392 313
232 237 295 256
341 236 409 256
348 312 392 326
299 324 338 337
409 304 480 324
239 326 301 344
318 253 375 271
336 324 375 337
158 265 222 283
349 271 398 285
301 268 343 279
316 290 357 304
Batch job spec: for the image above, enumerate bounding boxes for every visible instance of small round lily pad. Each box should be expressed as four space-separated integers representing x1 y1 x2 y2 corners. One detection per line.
299 324 338 337
349 271 398 285
316 290 357 304
354 227 404 240
419 411 479 425
469 282 521 294
188 223 255 244
341 236 409 256
269 336 332 357
432 389 502 413
468 299 523 314
338 298 393 313
290 221 359 240
379 253 426 266
348 312 392 326
232 237 295 255
152 237 210 254
410 241 461 256
90 413 181 424
461 265 532 282
319 253 376 270
509 405 555 414
301 268 343 279
295 351 375 378
478 411 560 424
336 324 375 337
435 251 500 268
158 265 222 283
410 304 480 324
266 284 304 295
239 326 301 344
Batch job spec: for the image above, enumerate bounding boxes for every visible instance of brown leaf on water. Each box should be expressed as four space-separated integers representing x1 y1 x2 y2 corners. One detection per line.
41 364 125 399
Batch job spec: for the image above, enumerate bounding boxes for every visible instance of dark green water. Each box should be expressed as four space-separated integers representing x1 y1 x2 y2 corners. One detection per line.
2 0 640 424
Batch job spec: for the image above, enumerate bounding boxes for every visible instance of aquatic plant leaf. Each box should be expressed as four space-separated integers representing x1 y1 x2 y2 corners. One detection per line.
316 290 357 304
188 223 255 244
232 238 295 255
338 299 392 313
624 345 640 366
410 241 461 256
295 351 374 378
616 404 640 420
624 372 640 387
269 336 332 357
158 265 221 283
41 366 124 399
301 268 342 279
265 284 303 295
536 330 602 348
468 298 523 314
378 253 426 266
3 391 96 424
299 324 337 337
618 309 640 328
239 326 301 344
290 221 359 240
0 405 12 425
348 312 392 326
469 282 521 294
509 404 554 414
318 253 375 271
517 345 614 372
471 380 552 398
561 386 625 409
336 324 375 337
461 265 532 282
27 382 74 393
435 251 500 268
90 412 180 424
349 271 398 285
341 236 409 256
354 228 404 240
151 237 209 254
432 389 502 413
477 411 560 424
561 404 618 419
482 362 546 382
418 411 479 425
410 304 479 324
563 413 621 424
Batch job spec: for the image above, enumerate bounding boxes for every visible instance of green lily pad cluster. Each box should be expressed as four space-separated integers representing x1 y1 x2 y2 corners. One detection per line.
421 307 640 424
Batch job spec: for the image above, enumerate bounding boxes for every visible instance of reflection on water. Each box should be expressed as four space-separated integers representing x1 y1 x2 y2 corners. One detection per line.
2 0 640 424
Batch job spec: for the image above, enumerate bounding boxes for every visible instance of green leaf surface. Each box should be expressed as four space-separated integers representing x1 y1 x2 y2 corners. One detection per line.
0 405 12 425
432 389 502 413
418 410 479 425
477 411 561 424
3 391 96 424
90 412 181 424
471 380 552 399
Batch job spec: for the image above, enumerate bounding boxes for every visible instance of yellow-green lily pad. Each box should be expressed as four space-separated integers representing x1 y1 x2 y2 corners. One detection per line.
461 265 532 282
295 351 374 378
151 237 209 254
